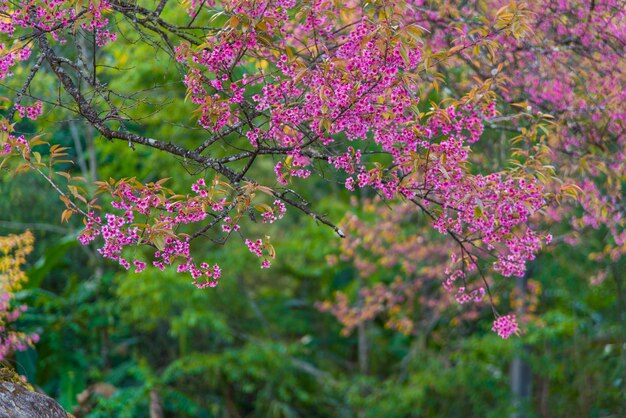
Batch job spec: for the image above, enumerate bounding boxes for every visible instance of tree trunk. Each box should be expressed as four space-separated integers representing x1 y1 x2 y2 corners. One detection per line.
511 272 532 418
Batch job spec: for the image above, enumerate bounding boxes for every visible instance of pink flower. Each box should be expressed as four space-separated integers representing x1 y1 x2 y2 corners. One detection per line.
492 315 518 339
133 260 147 273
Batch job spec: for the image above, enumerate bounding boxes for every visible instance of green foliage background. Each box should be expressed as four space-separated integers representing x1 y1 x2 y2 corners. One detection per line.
0 11 624 418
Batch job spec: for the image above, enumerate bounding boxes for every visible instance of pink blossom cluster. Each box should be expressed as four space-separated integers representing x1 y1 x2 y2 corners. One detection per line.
0 17 15 36
442 256 487 306
328 147 362 175
0 133 29 156
492 314 518 339
0 44 30 79
286 148 312 179
273 161 288 185
15 101 43 120
1 0 116 51
0 294 27 324
261 200 287 224
0 316 39 360
78 179 224 288
184 0 216 18
77 176 288 284
454 287 486 305
80 1 117 46
221 216 241 233
442 265 467 293
245 239 263 257
245 238 272 268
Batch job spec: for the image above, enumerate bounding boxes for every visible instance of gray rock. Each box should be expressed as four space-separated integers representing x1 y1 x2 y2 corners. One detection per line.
0 381 70 418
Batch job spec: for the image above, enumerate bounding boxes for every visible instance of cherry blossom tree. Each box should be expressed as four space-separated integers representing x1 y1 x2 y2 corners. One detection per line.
4 0 616 339
315 0 625 338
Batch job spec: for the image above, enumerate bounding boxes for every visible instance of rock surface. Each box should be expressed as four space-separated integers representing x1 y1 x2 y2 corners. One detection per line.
0 369 70 418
